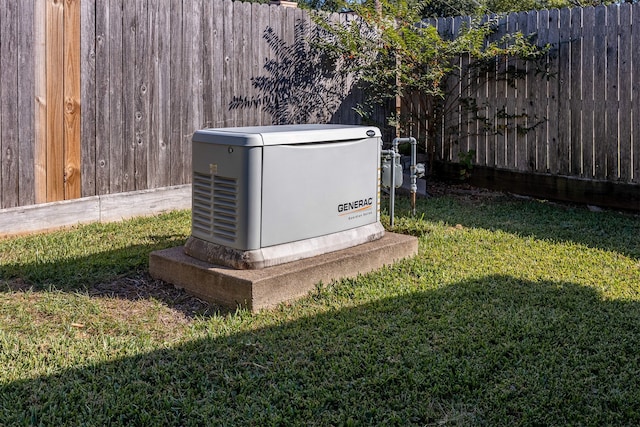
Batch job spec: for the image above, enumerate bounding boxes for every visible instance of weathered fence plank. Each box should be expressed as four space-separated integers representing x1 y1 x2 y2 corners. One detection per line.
95 0 110 195
526 9 539 172
505 12 518 170
202 0 214 128
514 11 529 171
147 0 160 189
183 0 201 184
80 0 96 199
633 2 640 183
555 8 569 176
581 6 595 178
536 9 549 173
134 0 150 190
1 0 20 208
168 0 183 185
457 16 470 162
255 3 270 126
569 7 582 176
108 0 124 194
236 1 250 127
618 3 632 183
605 4 619 180
593 5 607 179
18 0 35 207
122 0 137 192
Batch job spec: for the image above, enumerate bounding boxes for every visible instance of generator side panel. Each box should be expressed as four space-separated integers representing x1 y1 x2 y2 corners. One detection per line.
191 142 262 251
261 138 380 248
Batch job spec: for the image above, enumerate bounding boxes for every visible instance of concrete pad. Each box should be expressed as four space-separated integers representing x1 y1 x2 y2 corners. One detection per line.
149 232 418 312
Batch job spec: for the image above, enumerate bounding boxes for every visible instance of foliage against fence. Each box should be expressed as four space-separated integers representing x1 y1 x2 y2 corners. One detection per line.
411 4 640 185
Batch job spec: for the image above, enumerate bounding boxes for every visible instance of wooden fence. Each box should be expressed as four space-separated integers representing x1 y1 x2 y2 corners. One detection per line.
411 4 640 186
0 0 365 210
3 2 639 212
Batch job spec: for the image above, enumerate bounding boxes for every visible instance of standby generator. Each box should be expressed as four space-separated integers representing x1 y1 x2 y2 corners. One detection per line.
185 124 384 269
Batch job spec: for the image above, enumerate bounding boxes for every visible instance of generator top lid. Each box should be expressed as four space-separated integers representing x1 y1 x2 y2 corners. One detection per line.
193 124 382 147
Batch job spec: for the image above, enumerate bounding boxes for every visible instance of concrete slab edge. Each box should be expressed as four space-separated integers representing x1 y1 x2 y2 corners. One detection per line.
149 232 419 312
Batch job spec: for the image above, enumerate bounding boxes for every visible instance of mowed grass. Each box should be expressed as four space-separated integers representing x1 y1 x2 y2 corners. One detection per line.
1 189 640 426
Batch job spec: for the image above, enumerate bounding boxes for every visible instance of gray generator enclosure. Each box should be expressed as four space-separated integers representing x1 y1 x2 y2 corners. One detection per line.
186 124 385 269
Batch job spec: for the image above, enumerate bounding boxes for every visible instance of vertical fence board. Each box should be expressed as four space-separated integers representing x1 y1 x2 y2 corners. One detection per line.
45 0 64 202
255 3 269 126
95 0 110 195
108 0 124 193
134 0 149 189
514 11 529 171
618 3 632 183
267 4 281 125
157 0 171 187
202 0 214 128
64 0 81 199
633 3 640 183
547 9 561 174
235 1 250 126
283 6 295 123
491 14 506 168
456 16 469 162
555 8 570 175
581 7 595 178
18 0 35 206
147 0 160 188
593 5 607 179
536 9 549 173
473 15 489 167
148 0 171 188
570 7 582 176
35 0 48 202
605 4 619 180
183 0 201 183
222 0 235 126
1 0 19 208
505 12 519 169
122 0 136 191
213 0 225 127
441 17 456 162
169 0 183 185
526 10 539 171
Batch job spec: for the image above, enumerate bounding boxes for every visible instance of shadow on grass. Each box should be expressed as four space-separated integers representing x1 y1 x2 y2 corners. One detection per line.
391 192 640 260
0 213 216 317
2 275 640 425
0 241 179 290
0 239 219 318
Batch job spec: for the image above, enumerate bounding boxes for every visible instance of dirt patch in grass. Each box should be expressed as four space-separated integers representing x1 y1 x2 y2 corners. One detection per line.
3 273 216 334
88 273 217 319
425 177 518 203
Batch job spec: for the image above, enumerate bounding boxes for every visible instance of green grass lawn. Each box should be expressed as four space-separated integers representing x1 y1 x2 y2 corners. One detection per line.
1 187 639 425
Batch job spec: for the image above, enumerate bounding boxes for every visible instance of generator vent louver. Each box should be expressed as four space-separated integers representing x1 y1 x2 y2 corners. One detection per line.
192 172 213 236
192 172 238 243
212 175 238 243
